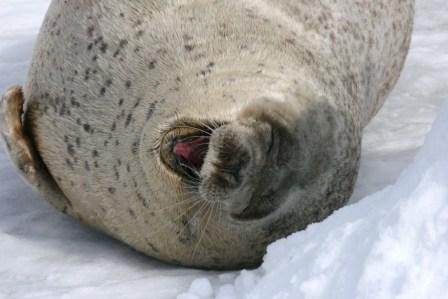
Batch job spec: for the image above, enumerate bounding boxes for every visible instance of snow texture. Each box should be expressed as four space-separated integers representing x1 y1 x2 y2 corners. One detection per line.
0 0 447 298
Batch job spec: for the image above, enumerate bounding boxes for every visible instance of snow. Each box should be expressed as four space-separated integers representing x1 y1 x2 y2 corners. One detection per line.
0 0 447 299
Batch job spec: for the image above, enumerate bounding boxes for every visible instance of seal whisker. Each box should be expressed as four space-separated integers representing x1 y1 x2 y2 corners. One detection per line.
198 122 217 134
170 126 212 136
148 199 204 238
179 162 201 178
202 202 219 244
174 159 201 180
180 200 210 239
170 199 211 247
176 134 211 140
149 197 199 214
180 188 201 199
191 201 214 260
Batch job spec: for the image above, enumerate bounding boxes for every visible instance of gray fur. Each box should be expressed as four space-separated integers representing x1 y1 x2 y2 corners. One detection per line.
0 0 414 269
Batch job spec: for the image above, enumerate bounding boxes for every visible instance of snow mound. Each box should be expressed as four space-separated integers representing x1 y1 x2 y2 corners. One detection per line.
179 100 448 299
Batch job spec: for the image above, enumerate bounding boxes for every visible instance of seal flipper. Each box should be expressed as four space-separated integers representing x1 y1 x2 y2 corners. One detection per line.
0 86 73 214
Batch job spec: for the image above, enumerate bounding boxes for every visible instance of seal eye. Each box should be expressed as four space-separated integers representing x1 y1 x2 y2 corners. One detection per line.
173 135 209 178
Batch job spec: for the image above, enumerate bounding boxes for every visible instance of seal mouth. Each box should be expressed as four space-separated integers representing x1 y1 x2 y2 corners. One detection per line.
160 120 224 182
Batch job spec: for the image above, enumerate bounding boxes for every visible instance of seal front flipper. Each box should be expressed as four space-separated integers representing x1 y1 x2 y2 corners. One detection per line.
0 86 73 214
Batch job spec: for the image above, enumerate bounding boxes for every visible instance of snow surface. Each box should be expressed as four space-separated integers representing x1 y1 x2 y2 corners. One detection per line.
0 0 447 299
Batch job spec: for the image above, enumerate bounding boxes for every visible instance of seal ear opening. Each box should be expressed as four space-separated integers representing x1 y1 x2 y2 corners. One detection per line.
0 86 73 214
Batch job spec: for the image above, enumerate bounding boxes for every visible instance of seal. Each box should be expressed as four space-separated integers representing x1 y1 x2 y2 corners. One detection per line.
0 0 414 270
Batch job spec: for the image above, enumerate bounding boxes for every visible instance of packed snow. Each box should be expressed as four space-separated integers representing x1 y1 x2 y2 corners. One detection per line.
0 0 447 299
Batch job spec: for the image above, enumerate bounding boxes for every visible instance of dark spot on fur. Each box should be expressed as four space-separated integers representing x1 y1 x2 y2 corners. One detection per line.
94 36 103 45
59 103 67 116
119 39 128 47
118 98 124 106
113 165 120 180
99 42 108 53
128 208 136 217
87 26 94 37
184 44 195 52
87 43 93 51
65 158 74 170
125 81 132 89
83 124 91 133
183 34 193 41
136 192 149 208
125 114 132 127
94 161 99 168
108 187 116 194
133 98 141 109
132 140 139 155
71 98 80 108
92 150 99 158
67 144 75 156
146 102 157 120
148 60 157 70
146 241 160 253
84 68 91 81
100 87 106 96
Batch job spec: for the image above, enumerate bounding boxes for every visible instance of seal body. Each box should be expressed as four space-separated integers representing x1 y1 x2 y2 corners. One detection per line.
0 0 414 269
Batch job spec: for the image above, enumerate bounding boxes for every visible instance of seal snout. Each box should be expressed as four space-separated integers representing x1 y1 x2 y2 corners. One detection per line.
198 120 275 219
160 115 281 221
